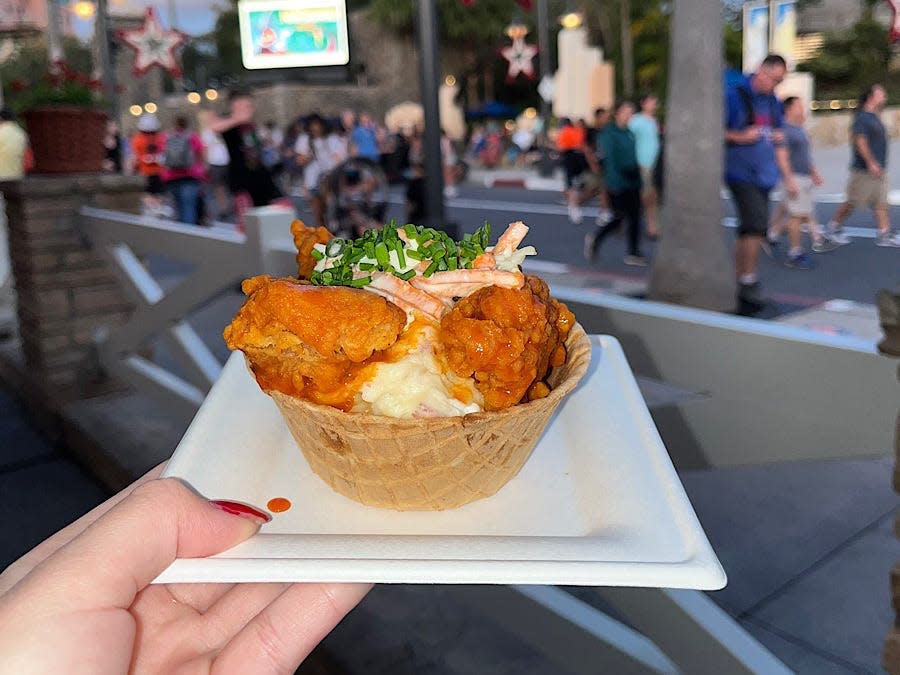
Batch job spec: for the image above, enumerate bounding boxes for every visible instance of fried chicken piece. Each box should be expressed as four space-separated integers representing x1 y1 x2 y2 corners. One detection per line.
291 220 333 279
439 276 575 411
224 275 407 410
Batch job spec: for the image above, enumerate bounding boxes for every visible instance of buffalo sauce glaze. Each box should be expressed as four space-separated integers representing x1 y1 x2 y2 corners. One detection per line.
253 314 435 412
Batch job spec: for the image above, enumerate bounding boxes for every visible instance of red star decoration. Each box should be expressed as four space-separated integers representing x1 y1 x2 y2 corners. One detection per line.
117 7 188 78
500 37 538 82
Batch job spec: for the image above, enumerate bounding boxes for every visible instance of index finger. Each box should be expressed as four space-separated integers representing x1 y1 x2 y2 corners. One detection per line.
0 463 165 594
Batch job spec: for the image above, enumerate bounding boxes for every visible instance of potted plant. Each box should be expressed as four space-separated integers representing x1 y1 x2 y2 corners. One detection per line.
10 61 108 174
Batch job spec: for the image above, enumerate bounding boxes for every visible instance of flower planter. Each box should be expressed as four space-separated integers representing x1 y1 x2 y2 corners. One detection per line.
24 106 107 174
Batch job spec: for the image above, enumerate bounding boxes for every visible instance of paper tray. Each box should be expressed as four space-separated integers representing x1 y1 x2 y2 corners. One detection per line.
158 335 726 589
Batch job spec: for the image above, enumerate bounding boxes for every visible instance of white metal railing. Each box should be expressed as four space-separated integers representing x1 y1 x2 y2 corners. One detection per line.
78 206 298 425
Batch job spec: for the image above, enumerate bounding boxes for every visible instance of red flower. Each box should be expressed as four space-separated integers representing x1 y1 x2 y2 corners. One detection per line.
10 80 26 92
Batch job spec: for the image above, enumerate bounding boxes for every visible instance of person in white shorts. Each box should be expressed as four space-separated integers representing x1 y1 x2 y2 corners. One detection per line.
770 96 838 269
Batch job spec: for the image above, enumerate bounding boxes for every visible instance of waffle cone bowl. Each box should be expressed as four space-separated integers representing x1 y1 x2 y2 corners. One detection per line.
268 323 592 511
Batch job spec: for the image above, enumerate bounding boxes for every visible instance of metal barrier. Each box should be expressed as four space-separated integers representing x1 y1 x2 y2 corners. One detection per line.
78 206 298 426
558 289 896 469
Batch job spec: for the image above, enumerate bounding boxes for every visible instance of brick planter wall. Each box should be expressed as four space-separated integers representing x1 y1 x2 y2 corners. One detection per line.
1 174 144 406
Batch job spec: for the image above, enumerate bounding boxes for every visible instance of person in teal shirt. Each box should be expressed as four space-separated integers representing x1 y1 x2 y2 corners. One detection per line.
584 100 647 266
628 93 661 239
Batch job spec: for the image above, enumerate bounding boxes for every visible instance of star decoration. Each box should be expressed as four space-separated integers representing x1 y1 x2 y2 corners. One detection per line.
118 7 188 78
500 37 538 82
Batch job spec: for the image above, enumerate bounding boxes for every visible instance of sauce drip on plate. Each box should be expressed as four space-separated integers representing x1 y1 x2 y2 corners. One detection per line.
267 497 292 513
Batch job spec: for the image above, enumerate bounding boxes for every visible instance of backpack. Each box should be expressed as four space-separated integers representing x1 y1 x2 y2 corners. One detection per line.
164 133 194 169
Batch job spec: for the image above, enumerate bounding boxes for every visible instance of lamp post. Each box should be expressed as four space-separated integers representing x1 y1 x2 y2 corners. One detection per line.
535 0 553 177
46 0 64 64
415 0 447 233
93 0 118 119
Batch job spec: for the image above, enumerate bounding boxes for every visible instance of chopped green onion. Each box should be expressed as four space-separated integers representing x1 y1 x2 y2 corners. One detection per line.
374 242 390 269
394 269 416 281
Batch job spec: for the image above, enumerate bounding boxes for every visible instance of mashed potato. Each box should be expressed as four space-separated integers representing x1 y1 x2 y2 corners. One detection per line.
355 324 483 418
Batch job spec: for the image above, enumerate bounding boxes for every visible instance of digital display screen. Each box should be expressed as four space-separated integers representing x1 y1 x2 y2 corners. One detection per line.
238 0 350 69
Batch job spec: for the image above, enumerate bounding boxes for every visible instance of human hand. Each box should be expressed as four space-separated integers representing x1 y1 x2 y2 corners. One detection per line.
0 466 371 674
743 126 762 144
811 170 824 187
770 129 785 145
867 160 883 178
786 178 799 198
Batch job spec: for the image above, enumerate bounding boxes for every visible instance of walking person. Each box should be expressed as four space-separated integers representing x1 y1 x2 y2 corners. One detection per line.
295 113 333 229
628 93 661 239
768 96 838 267
583 100 647 266
162 116 205 225
568 107 612 225
824 84 900 247
198 109 232 221
130 113 168 217
724 53 787 315
0 107 28 333
209 90 286 230
0 108 28 180
557 117 586 216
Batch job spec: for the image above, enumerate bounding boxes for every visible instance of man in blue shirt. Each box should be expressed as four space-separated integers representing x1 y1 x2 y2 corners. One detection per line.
824 84 900 247
725 53 787 315
349 112 380 162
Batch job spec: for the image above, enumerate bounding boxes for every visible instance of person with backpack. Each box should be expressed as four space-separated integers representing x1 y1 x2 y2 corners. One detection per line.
163 116 205 225
724 53 787 316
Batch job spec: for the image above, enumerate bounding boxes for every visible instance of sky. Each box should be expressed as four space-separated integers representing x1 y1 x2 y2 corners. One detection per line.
72 0 223 39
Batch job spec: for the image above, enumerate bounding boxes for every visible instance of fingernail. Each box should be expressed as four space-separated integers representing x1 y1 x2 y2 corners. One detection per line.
210 499 272 525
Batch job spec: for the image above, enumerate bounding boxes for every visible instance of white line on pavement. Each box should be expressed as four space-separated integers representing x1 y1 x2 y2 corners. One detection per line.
387 194 880 238
720 217 877 238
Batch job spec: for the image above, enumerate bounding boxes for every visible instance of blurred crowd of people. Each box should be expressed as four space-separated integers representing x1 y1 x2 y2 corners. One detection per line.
107 91 470 233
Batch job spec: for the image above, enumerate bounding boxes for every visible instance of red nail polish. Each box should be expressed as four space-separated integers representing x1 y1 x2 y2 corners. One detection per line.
210 499 272 524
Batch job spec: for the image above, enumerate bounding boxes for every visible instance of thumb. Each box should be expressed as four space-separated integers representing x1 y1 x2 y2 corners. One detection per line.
12 478 264 613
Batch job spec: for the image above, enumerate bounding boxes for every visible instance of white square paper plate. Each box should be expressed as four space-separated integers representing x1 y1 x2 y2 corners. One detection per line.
158 335 726 589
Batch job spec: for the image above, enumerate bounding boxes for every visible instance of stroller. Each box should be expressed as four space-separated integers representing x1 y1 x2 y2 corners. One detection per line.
320 157 389 238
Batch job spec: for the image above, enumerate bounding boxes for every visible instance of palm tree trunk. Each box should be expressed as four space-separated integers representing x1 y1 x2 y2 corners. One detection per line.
620 0 634 97
646 0 736 311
